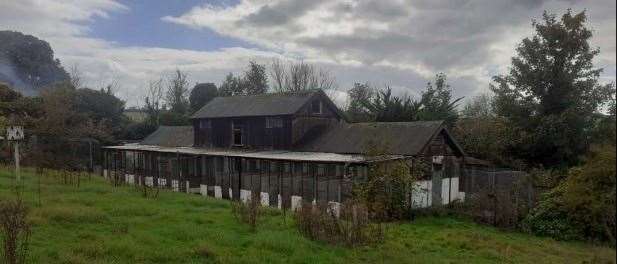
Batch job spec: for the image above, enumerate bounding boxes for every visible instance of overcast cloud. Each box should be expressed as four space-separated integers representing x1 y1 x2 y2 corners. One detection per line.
0 0 615 107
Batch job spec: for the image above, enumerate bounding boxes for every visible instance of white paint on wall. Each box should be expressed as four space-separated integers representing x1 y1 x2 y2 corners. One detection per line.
103 169 108 179
229 188 233 199
200 184 208 196
441 177 463 204
240 189 251 203
291 196 302 211
214 186 222 199
260 192 269 206
412 180 432 208
186 181 190 193
158 178 167 186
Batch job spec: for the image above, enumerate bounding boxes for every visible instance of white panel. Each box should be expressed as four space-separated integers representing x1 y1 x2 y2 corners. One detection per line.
327 201 341 217
214 186 222 199
229 188 233 199
240 189 251 203
200 185 208 196
103 169 108 179
291 196 303 211
145 177 153 187
172 180 179 192
261 192 270 206
277 194 282 209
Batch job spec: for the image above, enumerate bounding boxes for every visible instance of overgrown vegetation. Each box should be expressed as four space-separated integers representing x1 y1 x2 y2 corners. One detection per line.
231 191 261 232
1 167 615 263
0 197 31 264
294 200 384 247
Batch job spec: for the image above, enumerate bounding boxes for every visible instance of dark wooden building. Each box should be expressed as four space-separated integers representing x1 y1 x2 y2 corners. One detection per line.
103 90 466 209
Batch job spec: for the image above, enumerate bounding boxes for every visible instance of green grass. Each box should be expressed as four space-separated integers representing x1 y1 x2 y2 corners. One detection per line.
0 167 614 263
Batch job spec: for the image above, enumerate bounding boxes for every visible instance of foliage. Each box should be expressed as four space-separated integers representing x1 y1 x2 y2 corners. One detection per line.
361 87 421 122
0 168 615 263
491 10 615 167
294 200 384 247
461 93 495 119
0 197 31 264
345 82 374 122
231 191 261 232
165 70 190 115
74 86 126 141
159 111 190 126
243 61 268 95
0 31 69 95
189 82 217 113
355 140 420 220
524 146 616 244
418 73 463 127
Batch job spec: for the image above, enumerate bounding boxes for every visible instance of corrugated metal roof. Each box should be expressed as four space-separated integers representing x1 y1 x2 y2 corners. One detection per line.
101 144 402 163
191 90 318 119
141 126 193 147
296 121 446 156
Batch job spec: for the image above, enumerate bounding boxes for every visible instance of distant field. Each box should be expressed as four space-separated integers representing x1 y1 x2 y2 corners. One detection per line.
0 167 614 264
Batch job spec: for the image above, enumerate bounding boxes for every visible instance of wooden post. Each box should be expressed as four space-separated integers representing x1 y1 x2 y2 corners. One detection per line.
14 141 20 181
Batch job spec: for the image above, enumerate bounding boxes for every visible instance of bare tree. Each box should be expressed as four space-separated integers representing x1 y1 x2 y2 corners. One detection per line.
68 64 83 89
269 59 337 93
145 78 164 126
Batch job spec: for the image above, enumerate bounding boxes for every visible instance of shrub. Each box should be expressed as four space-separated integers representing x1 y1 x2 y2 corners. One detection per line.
0 198 31 264
294 200 384 247
231 191 260 232
524 146 616 245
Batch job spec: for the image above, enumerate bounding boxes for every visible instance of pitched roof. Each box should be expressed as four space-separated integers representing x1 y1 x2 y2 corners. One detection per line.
191 90 326 119
141 126 193 147
296 121 463 156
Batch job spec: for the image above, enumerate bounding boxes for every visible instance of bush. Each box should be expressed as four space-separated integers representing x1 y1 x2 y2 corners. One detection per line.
294 200 384 247
0 198 31 264
523 146 616 245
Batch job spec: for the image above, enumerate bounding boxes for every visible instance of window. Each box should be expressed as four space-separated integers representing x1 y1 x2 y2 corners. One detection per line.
232 120 243 146
311 100 322 114
266 117 283 128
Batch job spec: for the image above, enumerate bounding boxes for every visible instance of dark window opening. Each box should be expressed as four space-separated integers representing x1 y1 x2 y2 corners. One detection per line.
311 100 322 114
232 120 243 146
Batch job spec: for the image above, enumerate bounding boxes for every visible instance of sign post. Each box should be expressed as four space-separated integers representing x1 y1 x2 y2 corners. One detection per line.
6 126 24 181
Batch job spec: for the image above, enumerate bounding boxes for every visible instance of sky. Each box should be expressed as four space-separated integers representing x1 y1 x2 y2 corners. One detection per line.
0 0 615 107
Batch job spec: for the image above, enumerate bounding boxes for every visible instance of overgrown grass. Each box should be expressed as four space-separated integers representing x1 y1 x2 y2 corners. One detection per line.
0 167 614 263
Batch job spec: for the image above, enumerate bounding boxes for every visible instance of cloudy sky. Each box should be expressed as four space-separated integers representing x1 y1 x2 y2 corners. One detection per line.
1 0 615 107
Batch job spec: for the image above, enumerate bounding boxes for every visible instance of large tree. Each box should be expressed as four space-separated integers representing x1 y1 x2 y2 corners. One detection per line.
346 82 375 122
243 61 268 95
189 82 218 113
491 10 615 167
75 86 126 139
0 31 69 95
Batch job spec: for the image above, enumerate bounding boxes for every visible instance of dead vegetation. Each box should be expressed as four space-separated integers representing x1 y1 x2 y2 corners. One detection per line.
231 191 261 232
0 197 31 264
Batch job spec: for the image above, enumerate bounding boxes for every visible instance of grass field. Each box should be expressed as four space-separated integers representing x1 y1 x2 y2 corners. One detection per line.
0 167 615 263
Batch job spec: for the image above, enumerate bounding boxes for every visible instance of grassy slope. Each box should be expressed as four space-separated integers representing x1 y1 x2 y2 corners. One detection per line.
0 168 614 264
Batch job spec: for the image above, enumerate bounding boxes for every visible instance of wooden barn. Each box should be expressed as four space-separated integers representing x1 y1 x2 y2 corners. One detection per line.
102 90 467 209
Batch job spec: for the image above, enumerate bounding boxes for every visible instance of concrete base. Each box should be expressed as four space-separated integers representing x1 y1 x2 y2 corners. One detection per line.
200 185 208 196
291 196 302 211
214 186 222 199
103 169 108 179
145 177 153 187
260 192 269 206
277 194 282 209
240 189 251 203
171 180 179 192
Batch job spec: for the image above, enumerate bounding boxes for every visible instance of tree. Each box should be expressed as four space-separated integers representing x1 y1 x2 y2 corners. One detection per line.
144 79 164 127
418 73 462 127
269 59 336 92
189 83 217 113
243 61 268 95
362 87 421 122
346 82 374 122
165 69 190 115
0 31 69 95
74 86 126 140
218 73 244 97
461 93 495 119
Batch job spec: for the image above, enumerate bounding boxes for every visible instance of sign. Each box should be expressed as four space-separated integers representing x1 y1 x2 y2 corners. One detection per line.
6 126 24 140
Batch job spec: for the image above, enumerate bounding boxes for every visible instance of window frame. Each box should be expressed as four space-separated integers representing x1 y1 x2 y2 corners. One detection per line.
232 120 244 146
311 100 322 114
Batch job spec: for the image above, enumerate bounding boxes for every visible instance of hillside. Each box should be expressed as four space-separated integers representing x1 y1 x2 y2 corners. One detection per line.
0 167 614 263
